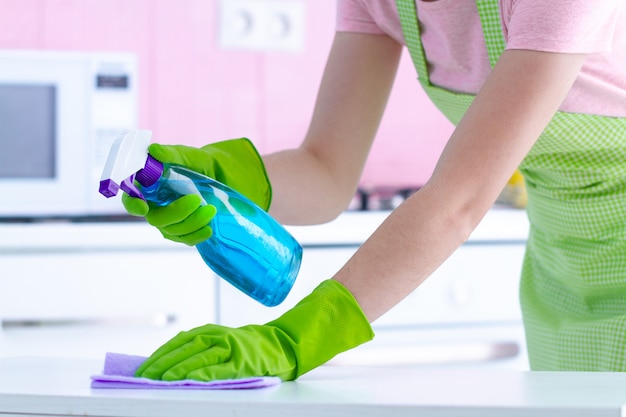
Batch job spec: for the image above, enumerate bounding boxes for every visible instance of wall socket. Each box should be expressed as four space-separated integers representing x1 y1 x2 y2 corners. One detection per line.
218 0 305 53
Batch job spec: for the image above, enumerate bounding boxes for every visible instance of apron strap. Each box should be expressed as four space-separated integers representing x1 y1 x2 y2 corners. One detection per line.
396 0 430 85
476 0 506 68
395 0 507 80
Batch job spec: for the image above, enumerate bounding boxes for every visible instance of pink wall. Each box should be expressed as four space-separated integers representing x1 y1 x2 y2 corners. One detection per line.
0 0 453 188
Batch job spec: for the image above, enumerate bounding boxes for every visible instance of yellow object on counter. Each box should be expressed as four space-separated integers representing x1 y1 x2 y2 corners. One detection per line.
497 169 527 208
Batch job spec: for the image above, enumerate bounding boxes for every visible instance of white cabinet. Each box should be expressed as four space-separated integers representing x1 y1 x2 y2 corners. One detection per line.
0 222 215 326
217 208 530 370
0 208 530 369
218 208 528 329
375 242 525 327
0 222 216 358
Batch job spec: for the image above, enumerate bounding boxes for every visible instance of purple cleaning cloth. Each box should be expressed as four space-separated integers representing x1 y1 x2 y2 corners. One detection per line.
90 352 281 390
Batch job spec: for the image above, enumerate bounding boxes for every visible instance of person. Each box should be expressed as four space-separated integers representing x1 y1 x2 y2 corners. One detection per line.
123 0 626 381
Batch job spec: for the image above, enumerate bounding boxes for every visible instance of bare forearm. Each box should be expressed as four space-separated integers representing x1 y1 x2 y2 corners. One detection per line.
334 49 587 322
263 33 403 226
334 184 479 322
263 148 354 225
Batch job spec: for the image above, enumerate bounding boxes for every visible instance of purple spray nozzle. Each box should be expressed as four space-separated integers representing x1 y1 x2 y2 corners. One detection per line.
99 178 120 198
116 156 164 200
98 155 163 200
99 155 164 200
99 174 144 200
98 130 154 200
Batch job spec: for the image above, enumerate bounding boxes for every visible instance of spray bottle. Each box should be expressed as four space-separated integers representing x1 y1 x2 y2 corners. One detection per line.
99 130 302 307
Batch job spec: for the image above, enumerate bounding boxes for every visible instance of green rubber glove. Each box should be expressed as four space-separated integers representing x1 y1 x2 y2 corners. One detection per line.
122 138 272 245
134 279 374 381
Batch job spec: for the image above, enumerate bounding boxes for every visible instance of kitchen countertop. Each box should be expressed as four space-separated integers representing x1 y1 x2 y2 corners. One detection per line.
287 205 529 245
0 206 529 249
0 356 625 417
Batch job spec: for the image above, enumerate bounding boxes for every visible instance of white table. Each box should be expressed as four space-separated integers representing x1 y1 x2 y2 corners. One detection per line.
1 357 625 417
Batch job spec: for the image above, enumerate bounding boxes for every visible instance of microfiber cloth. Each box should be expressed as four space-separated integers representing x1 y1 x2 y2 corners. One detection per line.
90 352 281 390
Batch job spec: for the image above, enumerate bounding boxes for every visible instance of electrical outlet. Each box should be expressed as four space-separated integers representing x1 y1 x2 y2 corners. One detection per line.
218 0 305 53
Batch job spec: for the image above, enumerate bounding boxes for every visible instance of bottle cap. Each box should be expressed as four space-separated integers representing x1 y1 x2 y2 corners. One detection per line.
99 130 153 199
135 155 164 187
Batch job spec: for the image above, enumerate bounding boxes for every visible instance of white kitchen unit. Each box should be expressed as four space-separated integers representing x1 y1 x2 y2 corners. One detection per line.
220 207 530 370
0 207 529 370
0 221 216 358
1 356 626 417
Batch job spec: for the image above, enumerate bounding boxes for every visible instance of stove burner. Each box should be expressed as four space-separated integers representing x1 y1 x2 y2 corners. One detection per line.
350 186 421 211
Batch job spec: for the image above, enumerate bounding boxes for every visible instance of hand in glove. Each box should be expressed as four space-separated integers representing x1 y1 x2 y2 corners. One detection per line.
122 138 272 245
134 279 374 381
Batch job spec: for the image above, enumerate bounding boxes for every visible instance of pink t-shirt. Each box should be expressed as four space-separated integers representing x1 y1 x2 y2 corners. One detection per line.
336 0 626 117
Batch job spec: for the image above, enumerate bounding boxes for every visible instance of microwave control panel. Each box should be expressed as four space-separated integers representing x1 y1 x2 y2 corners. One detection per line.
89 53 139 215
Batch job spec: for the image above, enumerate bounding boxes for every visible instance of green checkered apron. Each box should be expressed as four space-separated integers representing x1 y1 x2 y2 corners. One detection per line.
396 0 626 370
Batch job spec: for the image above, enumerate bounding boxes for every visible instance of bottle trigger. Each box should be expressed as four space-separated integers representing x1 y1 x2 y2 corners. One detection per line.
120 174 144 200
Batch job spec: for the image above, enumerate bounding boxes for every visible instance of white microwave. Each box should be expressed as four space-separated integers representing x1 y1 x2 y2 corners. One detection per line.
0 49 138 219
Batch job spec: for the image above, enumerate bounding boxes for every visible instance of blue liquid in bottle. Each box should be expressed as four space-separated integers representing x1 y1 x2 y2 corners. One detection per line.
139 164 302 307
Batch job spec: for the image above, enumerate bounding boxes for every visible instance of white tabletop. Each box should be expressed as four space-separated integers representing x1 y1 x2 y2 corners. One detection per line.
1 356 625 417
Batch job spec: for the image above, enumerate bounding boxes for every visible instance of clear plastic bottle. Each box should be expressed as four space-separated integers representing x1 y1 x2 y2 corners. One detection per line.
136 159 302 306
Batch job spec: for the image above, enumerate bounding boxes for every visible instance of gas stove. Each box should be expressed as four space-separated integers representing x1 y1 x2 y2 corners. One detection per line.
348 186 421 211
